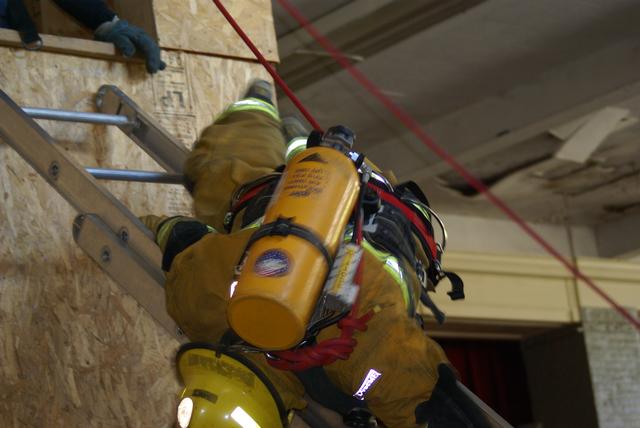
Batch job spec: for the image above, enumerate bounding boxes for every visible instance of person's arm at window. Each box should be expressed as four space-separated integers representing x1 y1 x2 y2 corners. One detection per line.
3 0 43 49
52 0 166 74
50 0 114 31
1 0 10 29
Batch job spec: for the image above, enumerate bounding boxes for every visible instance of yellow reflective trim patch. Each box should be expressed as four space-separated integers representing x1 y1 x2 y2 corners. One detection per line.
361 240 411 309
217 97 279 122
244 216 264 230
156 217 182 250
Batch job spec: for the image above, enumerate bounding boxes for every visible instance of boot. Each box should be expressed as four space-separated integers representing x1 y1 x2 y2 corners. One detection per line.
244 79 274 106
281 116 310 142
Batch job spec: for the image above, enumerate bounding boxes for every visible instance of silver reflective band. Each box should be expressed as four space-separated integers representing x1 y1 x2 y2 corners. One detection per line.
219 97 279 122
231 406 261 428
177 397 194 428
353 369 382 400
285 137 308 162
234 99 270 108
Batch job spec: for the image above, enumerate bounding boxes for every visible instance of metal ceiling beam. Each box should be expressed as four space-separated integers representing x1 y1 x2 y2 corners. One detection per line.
277 0 485 91
396 38 640 182
278 0 393 58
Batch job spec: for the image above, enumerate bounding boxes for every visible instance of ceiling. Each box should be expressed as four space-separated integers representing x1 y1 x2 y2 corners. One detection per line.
272 0 640 257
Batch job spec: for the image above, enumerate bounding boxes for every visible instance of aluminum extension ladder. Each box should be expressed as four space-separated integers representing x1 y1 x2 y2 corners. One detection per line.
0 86 186 342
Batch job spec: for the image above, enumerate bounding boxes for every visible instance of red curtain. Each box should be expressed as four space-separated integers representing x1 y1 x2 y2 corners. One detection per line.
438 339 533 426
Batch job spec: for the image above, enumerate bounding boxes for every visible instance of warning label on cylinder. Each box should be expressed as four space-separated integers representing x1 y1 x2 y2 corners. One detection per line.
283 167 328 197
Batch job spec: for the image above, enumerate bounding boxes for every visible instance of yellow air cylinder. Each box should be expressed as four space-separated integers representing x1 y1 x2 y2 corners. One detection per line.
228 146 359 350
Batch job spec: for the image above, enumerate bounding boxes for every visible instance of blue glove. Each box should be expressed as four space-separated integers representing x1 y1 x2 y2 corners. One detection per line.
95 18 166 74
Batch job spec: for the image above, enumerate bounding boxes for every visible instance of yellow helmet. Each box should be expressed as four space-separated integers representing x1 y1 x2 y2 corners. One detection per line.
175 343 286 428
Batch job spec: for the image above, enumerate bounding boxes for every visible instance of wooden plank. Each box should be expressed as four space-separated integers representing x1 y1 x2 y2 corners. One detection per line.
0 27 123 60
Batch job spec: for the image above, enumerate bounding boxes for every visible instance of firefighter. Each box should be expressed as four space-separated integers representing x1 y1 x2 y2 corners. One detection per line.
141 80 489 427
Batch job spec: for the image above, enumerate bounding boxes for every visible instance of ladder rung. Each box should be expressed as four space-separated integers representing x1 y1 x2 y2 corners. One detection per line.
23 107 135 126
86 167 185 184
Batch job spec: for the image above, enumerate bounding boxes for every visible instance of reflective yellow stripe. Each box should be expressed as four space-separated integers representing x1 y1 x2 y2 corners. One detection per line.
244 216 264 230
156 217 179 251
361 240 411 309
216 97 279 122
285 137 308 163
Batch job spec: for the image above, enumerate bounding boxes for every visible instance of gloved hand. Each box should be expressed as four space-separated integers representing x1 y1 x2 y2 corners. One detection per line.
139 215 214 271
95 17 166 74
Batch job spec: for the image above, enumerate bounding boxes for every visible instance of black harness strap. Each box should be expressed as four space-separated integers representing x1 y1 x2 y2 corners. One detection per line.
420 291 446 325
245 216 332 268
296 367 366 416
444 271 465 300
295 367 377 427
226 173 281 232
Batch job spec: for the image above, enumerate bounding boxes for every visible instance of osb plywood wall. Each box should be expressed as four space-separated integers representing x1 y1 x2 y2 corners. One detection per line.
0 1 275 426
154 0 278 61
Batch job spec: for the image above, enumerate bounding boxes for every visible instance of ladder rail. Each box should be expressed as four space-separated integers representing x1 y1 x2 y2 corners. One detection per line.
457 381 514 428
0 88 183 340
73 214 183 341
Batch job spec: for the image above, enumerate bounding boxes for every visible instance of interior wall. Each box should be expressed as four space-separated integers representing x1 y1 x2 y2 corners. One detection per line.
443 213 599 257
582 307 640 428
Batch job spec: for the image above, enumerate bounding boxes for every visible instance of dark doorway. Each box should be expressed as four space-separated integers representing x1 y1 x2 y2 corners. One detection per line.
438 338 534 426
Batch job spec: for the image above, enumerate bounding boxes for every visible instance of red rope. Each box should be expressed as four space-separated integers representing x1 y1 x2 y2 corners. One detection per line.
268 308 374 371
210 0 322 131
273 0 639 331
210 0 640 331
